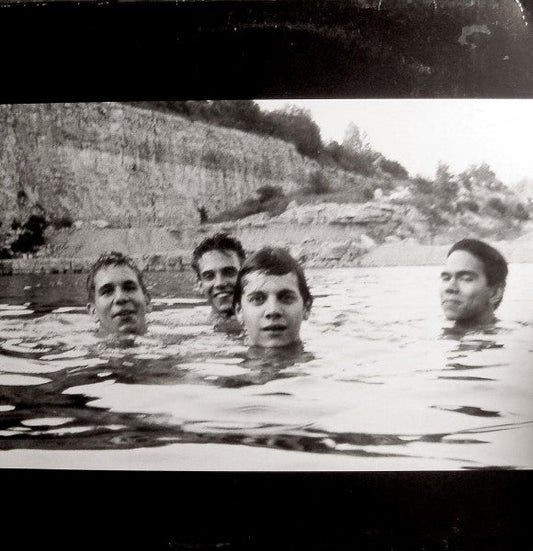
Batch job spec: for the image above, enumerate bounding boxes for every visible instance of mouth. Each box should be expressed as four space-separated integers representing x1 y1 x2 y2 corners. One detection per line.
213 291 234 304
113 310 137 319
262 325 287 333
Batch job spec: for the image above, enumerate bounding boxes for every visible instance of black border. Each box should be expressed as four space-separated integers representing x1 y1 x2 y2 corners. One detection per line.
1 469 532 549
1 1 532 549
2 0 533 102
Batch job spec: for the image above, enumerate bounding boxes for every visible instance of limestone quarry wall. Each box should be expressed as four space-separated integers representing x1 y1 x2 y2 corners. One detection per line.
0 103 354 228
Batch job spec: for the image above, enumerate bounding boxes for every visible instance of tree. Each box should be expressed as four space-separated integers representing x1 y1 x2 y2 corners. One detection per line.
342 122 371 154
434 162 458 210
263 106 323 158
459 163 504 192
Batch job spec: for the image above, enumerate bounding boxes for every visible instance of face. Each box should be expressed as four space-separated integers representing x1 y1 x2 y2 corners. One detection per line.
440 250 501 324
197 250 242 316
88 265 149 336
237 271 311 348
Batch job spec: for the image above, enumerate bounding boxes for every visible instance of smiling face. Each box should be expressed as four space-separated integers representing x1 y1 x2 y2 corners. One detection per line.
237 271 311 348
440 250 502 326
88 265 149 336
197 249 242 316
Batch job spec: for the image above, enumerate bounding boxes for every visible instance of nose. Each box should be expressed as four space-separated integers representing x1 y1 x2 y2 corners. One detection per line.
214 271 227 288
264 296 282 319
444 276 458 293
114 287 129 303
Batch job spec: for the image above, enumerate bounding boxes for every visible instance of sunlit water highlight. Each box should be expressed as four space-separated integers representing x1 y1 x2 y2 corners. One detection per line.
0 265 532 470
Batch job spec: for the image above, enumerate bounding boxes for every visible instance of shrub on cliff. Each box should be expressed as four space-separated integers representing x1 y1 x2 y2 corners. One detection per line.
322 141 375 176
456 199 480 214
10 214 48 255
379 158 409 179
51 214 74 229
306 170 331 194
486 197 507 216
262 106 323 159
256 185 284 203
513 202 530 221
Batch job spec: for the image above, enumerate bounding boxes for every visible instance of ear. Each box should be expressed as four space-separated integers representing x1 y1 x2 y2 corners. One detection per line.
235 303 243 323
193 279 202 294
303 299 312 321
87 302 96 319
489 284 504 308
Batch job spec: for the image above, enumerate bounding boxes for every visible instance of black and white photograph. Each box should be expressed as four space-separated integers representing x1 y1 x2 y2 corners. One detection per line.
1 1 533 549
1 98 532 472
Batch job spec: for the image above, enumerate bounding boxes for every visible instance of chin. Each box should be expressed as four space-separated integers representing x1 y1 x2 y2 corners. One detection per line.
442 307 459 321
443 312 458 321
215 306 234 316
258 337 296 348
118 322 145 335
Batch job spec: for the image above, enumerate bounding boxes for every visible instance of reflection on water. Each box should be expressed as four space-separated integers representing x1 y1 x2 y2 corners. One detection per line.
0 265 532 470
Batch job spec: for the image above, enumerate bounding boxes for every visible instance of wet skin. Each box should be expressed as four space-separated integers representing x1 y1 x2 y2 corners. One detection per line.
237 271 311 348
197 250 242 317
440 250 502 327
88 265 149 336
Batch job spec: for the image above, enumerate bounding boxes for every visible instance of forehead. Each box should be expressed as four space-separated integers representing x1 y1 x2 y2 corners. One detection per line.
445 250 486 275
198 249 241 271
242 271 301 294
93 264 141 288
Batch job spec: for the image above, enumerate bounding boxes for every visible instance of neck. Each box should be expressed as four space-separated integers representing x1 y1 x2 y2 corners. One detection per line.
211 309 234 320
247 340 304 358
455 309 497 330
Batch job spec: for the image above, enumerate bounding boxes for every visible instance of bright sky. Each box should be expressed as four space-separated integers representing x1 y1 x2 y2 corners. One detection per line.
256 99 533 186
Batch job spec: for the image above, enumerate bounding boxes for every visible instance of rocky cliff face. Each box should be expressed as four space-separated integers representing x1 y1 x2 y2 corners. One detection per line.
0 103 353 229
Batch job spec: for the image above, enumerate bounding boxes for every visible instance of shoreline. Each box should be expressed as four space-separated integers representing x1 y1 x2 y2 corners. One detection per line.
2 235 533 275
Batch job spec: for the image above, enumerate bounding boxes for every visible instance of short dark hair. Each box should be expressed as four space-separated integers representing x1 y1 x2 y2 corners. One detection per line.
233 247 312 307
191 232 246 277
448 239 508 308
87 251 148 303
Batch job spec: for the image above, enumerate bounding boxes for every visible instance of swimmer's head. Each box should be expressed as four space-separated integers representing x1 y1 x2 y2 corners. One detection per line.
440 239 507 326
87 251 150 336
192 233 246 317
234 247 312 348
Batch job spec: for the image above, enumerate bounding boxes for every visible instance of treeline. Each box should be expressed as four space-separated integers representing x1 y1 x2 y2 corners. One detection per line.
127 100 321 158
125 100 408 180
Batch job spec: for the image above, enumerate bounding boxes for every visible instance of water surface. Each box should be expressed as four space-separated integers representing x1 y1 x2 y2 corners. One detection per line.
0 265 532 470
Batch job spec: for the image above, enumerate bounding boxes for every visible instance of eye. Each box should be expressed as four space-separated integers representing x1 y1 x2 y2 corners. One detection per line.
123 282 139 292
247 293 266 305
440 273 450 281
201 272 215 281
99 286 113 296
222 267 238 277
460 275 474 282
279 291 297 304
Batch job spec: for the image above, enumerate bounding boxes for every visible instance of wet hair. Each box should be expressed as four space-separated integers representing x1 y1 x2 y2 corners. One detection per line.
191 232 246 277
87 251 149 303
448 238 508 308
233 247 313 307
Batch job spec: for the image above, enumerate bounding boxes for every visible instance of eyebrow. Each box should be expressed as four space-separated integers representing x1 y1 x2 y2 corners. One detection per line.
441 270 479 277
245 288 298 296
98 279 138 290
278 289 298 295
